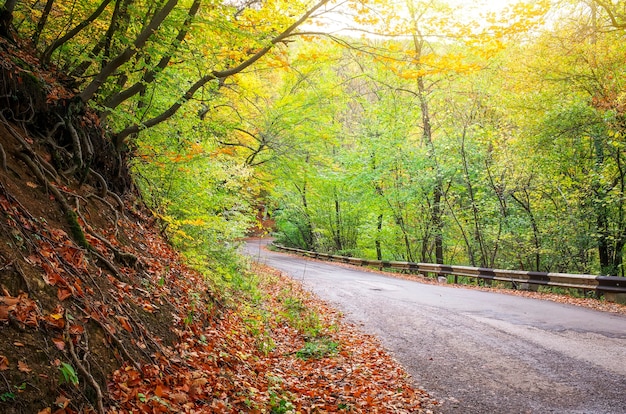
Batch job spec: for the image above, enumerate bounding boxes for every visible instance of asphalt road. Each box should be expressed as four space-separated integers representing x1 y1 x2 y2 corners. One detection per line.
242 239 626 414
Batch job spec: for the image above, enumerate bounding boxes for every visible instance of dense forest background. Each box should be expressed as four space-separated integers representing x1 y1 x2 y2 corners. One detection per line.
5 0 626 277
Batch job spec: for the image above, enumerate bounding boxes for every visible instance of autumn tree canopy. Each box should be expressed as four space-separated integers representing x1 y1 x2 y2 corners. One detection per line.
2 0 626 275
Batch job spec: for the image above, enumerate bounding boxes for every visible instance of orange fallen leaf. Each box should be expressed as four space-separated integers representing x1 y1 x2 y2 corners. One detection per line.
18 360 32 373
116 316 133 333
0 305 9 321
169 392 188 404
69 324 84 335
57 288 72 301
55 394 71 408
13 342 24 347
0 296 20 306
0 355 9 371
44 314 65 329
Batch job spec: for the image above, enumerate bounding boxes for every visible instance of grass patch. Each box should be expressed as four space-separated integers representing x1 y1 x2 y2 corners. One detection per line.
295 336 339 360
280 293 327 339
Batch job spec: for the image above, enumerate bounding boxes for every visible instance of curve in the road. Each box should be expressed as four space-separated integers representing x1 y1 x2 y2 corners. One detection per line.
242 239 626 414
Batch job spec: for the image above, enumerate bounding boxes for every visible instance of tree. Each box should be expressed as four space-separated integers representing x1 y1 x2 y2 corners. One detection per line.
6 0 334 145
510 0 626 274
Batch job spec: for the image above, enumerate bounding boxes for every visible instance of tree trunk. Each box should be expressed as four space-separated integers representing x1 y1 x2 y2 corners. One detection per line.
460 128 487 267
511 191 541 272
71 0 133 78
333 191 342 252
111 0 331 147
0 0 17 38
417 75 443 264
376 213 383 261
408 6 445 265
33 0 55 46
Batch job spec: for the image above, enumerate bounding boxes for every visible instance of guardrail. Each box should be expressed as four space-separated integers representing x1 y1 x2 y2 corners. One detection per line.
271 244 626 303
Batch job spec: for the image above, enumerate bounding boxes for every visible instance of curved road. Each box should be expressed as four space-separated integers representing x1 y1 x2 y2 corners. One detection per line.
242 239 626 413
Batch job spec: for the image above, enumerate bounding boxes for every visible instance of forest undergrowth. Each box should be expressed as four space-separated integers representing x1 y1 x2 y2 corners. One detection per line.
0 28 435 414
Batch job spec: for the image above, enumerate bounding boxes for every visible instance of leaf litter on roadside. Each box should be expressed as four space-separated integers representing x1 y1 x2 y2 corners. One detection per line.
106 254 438 413
1 162 438 413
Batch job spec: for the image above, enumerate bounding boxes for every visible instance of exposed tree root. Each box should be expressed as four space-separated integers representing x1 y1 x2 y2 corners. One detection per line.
87 226 138 268
90 249 129 282
66 318 105 414
16 151 90 249
87 168 108 198
76 305 141 372
72 193 137 268
0 141 6 172
107 190 125 213
13 261 32 296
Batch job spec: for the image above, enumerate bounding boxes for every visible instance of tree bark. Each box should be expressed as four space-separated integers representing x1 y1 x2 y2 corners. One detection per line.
0 0 17 38
375 213 383 261
32 0 55 46
71 0 133 78
408 2 444 265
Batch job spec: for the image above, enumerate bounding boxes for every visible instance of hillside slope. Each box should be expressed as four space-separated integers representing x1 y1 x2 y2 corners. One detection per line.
0 36 434 413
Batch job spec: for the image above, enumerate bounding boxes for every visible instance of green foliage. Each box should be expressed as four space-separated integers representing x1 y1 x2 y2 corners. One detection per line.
265 3 626 276
268 390 295 414
0 391 15 402
295 337 339 360
59 362 79 386
15 0 626 277
280 295 324 339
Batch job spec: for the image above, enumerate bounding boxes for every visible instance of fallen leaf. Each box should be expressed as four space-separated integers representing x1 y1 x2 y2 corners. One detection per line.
52 337 65 350
0 355 9 371
0 296 20 306
169 392 188 404
13 342 24 347
18 361 32 373
55 394 71 408
44 313 65 329
26 181 38 188
0 305 9 321
72 281 85 297
116 316 133 333
57 288 72 301
69 324 84 335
